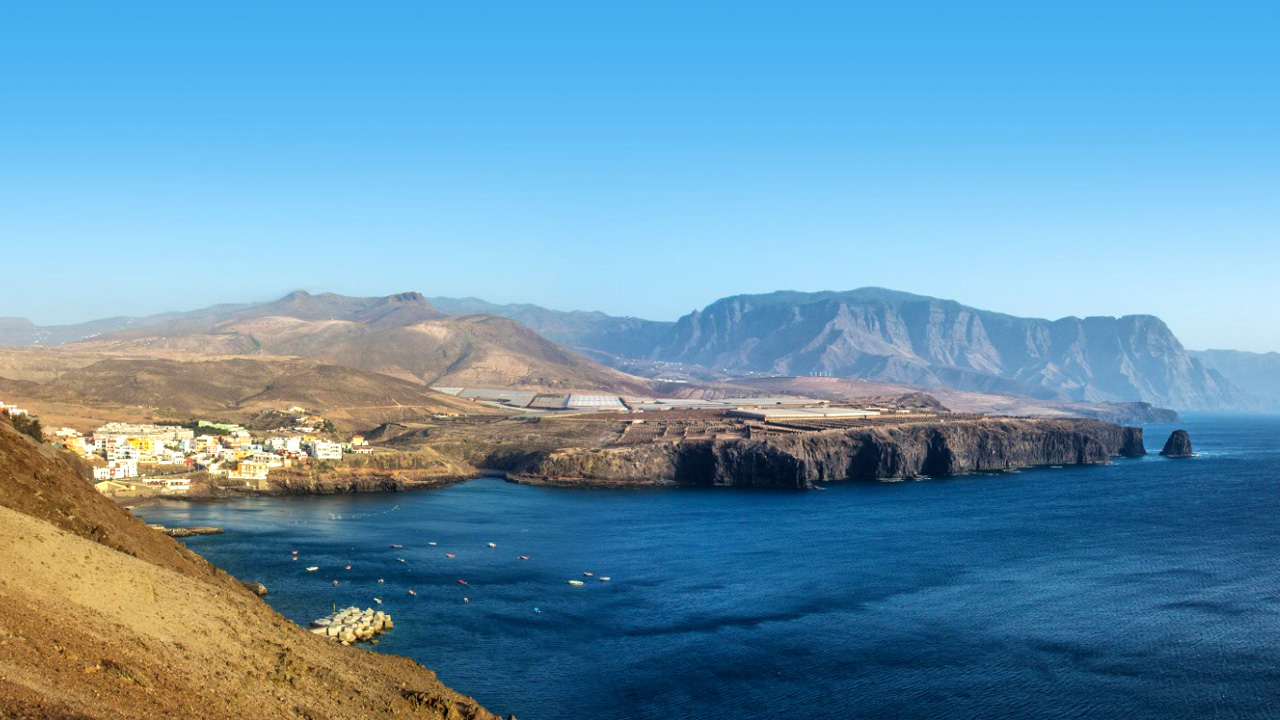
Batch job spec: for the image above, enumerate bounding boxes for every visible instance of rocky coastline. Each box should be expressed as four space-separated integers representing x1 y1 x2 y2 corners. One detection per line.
125 418 1152 500
501 418 1147 490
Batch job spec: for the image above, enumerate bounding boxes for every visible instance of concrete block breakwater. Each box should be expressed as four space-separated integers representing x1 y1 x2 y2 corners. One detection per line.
310 606 393 645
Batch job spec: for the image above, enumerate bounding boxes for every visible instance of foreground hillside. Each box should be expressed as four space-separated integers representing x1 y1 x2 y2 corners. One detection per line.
0 419 504 720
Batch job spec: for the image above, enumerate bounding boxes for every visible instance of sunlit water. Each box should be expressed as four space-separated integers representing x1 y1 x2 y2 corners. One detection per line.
135 415 1280 719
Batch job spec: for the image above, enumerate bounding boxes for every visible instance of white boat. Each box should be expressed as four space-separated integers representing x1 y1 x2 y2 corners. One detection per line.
583 572 593 577
487 542 497 548
306 566 319 572
567 580 585 586
374 598 382 604
599 577 611 582
428 542 437 546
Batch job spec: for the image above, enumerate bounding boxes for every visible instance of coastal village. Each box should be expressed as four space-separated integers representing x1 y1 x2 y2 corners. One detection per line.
2 387 941 500
0 402 373 498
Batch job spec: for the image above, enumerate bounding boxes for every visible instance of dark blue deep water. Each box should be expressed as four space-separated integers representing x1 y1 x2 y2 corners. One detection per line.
135 415 1280 719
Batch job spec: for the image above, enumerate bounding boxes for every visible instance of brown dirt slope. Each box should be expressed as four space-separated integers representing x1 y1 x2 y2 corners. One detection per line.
3 355 490 424
0 418 505 720
311 315 654 392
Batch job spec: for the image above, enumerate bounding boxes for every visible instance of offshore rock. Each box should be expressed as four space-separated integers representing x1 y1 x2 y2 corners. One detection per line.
509 418 1146 489
1159 429 1194 458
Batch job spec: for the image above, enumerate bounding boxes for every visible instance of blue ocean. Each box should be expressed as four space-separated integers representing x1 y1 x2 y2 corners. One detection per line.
135 415 1280 719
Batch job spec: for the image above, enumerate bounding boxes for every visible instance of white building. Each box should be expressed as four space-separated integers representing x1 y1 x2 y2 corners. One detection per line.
106 445 141 464
309 440 343 461
93 460 138 480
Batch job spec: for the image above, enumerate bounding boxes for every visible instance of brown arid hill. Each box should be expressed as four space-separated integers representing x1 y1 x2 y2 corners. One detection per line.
0 418 505 720
1 354 496 431
68 292 655 395
307 315 654 393
0 346 108 384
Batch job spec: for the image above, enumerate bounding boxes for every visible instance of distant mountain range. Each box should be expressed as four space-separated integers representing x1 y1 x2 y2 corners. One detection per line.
1188 350 1280 410
55 291 650 394
4 288 1275 411
434 289 1254 411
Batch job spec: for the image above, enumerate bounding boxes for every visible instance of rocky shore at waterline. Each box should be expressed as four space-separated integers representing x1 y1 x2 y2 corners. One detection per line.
505 417 1149 489
147 524 224 537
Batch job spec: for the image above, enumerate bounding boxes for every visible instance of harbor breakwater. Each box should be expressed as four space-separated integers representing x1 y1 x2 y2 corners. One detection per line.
310 606 394 645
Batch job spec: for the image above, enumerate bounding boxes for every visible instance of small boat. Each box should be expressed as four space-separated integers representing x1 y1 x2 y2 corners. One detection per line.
428 542 437 546
599 577 611 582
445 553 455 558
291 550 298 555
463 597 469 603
408 590 416 596
397 558 406 563
390 544 404 549
583 572 594 577
487 543 497 548
567 580 584 586
306 566 319 572
332 580 339 586
534 607 541 614
345 565 352 570
378 578 385 583
292 557 298 561
374 598 382 604
458 579 468 586
519 556 530 561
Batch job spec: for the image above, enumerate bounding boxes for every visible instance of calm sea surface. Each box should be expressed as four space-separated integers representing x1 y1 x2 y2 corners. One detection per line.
135 415 1280 719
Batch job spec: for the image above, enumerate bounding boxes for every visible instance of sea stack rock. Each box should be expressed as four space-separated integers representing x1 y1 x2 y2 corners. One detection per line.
1160 430 1193 458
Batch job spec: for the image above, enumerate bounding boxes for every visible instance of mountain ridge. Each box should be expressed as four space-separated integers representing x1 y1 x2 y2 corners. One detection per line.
3 288 1262 410
428 289 1246 410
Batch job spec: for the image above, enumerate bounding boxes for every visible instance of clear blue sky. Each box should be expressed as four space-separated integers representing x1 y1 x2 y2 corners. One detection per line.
1 2 1276 350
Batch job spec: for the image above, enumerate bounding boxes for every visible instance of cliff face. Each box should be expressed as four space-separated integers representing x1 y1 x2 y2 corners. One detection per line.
1190 349 1280 409
508 418 1146 489
634 289 1239 410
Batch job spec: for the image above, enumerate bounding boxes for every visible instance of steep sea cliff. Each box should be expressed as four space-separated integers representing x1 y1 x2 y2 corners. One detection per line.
504 418 1146 489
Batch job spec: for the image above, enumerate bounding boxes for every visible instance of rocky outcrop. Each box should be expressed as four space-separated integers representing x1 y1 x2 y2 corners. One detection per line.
240 580 269 596
507 418 1146 489
1160 429 1194 457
